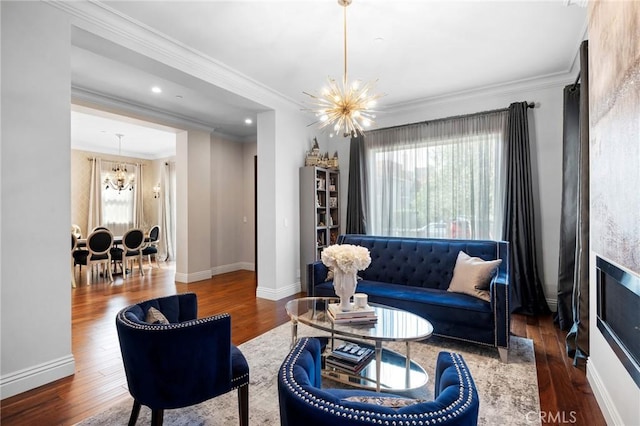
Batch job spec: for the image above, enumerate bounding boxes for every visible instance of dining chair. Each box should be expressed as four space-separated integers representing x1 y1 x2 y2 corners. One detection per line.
71 233 79 288
120 228 145 279
92 226 118 271
116 293 249 426
142 225 161 269
71 224 82 239
73 229 114 283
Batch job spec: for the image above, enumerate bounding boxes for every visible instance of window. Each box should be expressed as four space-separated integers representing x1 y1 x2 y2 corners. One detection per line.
364 111 508 240
101 170 134 236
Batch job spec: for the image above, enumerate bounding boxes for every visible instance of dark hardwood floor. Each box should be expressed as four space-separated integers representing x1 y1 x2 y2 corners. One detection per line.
0 263 606 425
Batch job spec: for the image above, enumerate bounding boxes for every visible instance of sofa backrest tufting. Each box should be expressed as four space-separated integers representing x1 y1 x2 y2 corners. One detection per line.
337 234 508 290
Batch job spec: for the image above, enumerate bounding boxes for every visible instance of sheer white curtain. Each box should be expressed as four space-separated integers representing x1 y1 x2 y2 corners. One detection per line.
133 163 144 229
364 111 508 240
87 158 103 233
160 161 176 261
101 160 134 236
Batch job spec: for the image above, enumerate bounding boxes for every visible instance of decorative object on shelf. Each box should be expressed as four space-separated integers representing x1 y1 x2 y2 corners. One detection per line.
305 138 322 166
304 0 382 137
328 151 339 169
329 230 339 245
321 244 371 311
104 133 135 193
152 182 161 199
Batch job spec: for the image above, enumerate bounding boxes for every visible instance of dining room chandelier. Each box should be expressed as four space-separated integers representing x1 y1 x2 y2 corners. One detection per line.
104 133 134 193
304 0 382 137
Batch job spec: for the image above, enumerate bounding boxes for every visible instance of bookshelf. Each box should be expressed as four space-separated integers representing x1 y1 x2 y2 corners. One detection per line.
300 166 340 293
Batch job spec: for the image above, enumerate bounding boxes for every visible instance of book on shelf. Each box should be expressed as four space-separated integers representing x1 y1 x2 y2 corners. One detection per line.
325 343 375 373
328 303 376 319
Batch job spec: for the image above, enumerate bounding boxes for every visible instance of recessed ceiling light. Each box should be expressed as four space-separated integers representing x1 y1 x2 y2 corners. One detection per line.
151 86 162 94
244 118 253 125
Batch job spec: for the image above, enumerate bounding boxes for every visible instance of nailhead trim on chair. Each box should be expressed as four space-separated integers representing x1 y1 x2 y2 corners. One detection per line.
231 372 250 390
281 338 476 425
116 294 230 331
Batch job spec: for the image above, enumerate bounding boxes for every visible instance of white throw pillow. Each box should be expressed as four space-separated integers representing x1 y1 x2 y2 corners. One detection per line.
145 306 169 324
447 251 502 302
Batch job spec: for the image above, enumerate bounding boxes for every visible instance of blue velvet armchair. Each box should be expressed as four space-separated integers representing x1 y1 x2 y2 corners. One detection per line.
278 337 479 426
116 293 249 426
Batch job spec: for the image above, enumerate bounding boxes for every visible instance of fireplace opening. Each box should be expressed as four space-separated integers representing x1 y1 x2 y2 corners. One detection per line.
596 256 640 387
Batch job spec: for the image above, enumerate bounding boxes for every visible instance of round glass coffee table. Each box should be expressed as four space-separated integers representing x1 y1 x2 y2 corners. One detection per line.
285 297 433 392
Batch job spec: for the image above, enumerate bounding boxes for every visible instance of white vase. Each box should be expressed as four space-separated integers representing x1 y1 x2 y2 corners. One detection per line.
333 269 358 311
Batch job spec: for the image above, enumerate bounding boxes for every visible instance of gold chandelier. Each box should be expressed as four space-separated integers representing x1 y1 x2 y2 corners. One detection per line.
304 0 382 137
104 134 135 193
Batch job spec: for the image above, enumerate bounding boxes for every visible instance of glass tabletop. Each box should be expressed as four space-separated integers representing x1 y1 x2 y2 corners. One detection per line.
285 297 433 343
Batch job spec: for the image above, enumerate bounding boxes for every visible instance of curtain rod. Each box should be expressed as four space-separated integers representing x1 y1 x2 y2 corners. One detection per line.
571 73 581 90
87 157 145 167
370 101 535 133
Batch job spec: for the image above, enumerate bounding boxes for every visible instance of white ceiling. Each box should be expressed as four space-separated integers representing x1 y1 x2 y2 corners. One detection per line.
70 0 587 158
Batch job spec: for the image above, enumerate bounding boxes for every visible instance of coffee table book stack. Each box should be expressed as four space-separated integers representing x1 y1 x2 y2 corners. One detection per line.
325 342 375 374
327 303 378 324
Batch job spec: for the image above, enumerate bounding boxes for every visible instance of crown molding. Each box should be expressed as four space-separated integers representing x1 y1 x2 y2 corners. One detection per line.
71 86 215 133
381 15 587 115
72 140 175 161
49 0 302 112
381 67 579 115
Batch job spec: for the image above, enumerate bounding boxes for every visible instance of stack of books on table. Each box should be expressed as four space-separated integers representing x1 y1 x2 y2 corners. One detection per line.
327 303 378 325
325 342 375 374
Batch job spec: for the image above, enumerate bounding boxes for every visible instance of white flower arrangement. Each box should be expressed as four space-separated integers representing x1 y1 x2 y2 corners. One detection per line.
321 244 371 275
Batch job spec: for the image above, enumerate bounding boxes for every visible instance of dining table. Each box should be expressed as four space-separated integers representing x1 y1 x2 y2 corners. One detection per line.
76 236 123 248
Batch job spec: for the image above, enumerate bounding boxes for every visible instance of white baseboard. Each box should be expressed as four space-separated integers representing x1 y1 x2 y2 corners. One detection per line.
1 355 75 400
256 281 301 301
174 269 212 283
586 358 623 425
175 263 255 282
211 262 254 276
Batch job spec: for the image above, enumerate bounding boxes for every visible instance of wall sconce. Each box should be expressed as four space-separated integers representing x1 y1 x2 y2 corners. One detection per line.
153 183 161 199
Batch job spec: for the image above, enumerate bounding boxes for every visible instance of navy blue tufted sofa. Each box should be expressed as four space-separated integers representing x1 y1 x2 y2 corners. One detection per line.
278 337 479 426
309 235 510 361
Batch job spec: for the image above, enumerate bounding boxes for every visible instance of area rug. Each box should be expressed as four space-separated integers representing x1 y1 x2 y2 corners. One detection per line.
77 323 540 425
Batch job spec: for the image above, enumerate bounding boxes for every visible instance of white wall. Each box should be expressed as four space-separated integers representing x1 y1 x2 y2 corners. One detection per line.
210 133 248 274
0 1 75 398
327 81 569 310
175 129 212 283
241 139 257 267
256 109 313 300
